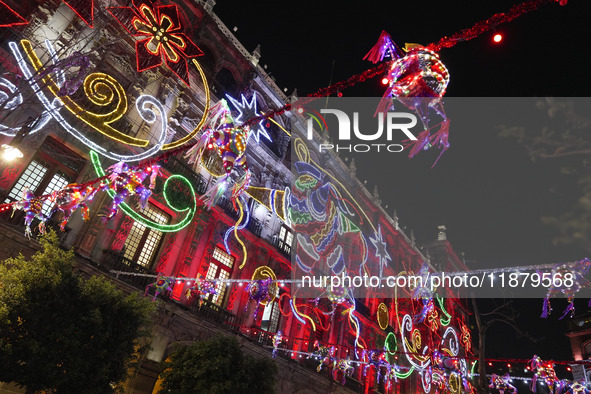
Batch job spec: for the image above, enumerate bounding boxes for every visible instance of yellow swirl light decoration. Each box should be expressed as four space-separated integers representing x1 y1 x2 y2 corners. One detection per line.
162 59 210 150
235 198 248 269
20 40 148 147
394 272 429 364
448 373 461 393
251 265 278 305
292 299 317 331
377 302 389 330
402 329 429 363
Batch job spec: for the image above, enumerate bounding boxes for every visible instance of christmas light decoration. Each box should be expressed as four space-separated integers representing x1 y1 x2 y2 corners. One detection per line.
245 278 273 318
185 274 217 309
271 331 283 358
226 93 271 143
101 159 160 220
246 186 288 222
21 40 140 145
311 341 336 372
14 188 47 238
11 41 170 162
369 225 391 275
530 355 559 392
333 358 354 385
54 53 91 97
437 296 452 326
107 0 203 86
90 151 197 232
223 196 249 268
0 1 28 27
63 0 94 27
541 258 591 319
250 266 278 305
144 273 174 301
49 185 98 230
459 321 472 354
377 302 389 330
365 33 450 165
185 99 252 207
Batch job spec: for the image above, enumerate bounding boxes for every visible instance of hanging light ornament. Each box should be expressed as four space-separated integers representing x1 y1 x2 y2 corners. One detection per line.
185 99 251 208
15 188 46 238
365 31 450 166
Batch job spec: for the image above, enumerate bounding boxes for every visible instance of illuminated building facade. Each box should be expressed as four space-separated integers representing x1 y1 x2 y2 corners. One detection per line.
0 0 472 392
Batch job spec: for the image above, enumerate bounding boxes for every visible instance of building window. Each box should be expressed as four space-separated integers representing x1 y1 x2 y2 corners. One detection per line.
261 288 280 333
205 247 235 305
5 138 84 219
277 224 293 254
123 204 169 268
6 160 48 202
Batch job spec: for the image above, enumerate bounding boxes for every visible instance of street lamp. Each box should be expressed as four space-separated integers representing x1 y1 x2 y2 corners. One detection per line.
1 116 40 161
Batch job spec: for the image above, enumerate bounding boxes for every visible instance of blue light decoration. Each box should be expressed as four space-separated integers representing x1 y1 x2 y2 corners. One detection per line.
226 92 272 143
224 195 250 255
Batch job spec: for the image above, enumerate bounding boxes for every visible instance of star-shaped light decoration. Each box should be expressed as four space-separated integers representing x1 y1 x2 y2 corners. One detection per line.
226 93 272 144
369 225 391 269
107 0 203 86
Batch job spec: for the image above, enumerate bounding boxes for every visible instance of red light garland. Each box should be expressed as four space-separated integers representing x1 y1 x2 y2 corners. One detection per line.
0 1 28 27
427 0 563 52
63 0 94 28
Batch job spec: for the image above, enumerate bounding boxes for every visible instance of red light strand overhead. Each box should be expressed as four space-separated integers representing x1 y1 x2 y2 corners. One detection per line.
63 0 94 28
427 0 562 52
0 1 28 27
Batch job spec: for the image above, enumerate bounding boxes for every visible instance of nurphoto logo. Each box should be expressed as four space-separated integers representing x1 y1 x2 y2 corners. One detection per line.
305 107 419 153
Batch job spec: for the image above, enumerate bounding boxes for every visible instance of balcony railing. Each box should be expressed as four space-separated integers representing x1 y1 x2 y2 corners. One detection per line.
246 217 263 237
217 195 240 220
189 298 237 326
100 249 153 289
271 236 291 257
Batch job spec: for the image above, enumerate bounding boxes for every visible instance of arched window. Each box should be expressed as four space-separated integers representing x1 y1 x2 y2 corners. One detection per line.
215 67 237 96
197 45 217 79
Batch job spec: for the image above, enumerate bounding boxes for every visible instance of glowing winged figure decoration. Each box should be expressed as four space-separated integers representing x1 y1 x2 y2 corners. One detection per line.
365 31 450 166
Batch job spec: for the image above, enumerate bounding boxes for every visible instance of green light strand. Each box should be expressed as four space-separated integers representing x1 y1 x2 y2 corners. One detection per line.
394 365 414 379
384 332 398 364
470 360 477 377
437 296 452 326
90 150 196 232
385 332 398 353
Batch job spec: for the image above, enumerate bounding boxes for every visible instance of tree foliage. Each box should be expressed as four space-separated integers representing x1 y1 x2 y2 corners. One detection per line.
158 335 277 394
499 98 591 253
0 232 155 393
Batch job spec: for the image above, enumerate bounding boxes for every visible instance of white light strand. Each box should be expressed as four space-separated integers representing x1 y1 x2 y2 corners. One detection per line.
109 258 588 285
9 41 168 162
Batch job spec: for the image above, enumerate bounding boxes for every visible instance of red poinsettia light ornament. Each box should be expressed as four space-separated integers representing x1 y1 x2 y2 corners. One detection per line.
107 0 203 86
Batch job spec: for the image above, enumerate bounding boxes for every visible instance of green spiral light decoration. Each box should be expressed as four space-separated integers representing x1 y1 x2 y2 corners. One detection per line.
90 150 196 232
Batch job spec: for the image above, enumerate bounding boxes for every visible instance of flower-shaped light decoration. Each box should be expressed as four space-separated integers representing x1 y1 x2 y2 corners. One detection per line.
107 0 203 86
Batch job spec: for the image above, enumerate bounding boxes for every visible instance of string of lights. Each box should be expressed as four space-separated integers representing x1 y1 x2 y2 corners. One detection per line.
108 259 589 284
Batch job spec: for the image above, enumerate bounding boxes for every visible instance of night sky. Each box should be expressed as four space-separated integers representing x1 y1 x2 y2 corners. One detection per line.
214 0 591 367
